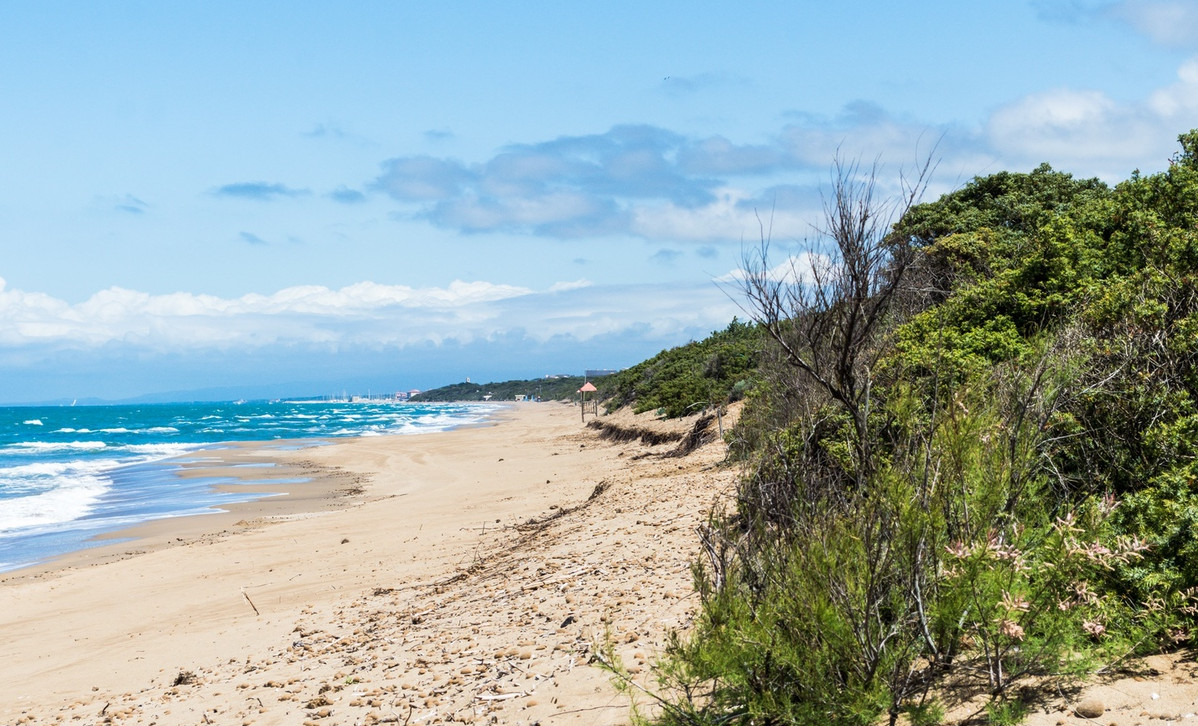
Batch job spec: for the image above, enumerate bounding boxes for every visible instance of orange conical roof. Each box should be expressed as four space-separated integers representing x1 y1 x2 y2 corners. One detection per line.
578 381 597 392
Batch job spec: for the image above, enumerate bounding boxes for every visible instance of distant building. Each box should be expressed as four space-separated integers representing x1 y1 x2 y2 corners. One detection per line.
585 369 618 378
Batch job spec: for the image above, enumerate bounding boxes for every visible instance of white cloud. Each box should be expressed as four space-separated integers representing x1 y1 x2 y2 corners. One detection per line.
0 276 737 354
982 54 1198 179
677 135 786 175
0 277 531 349
630 187 820 244
716 252 828 286
996 88 1116 131
361 52 1194 245
435 191 615 233
985 88 1143 174
367 117 974 244
1148 56 1198 117
633 189 763 243
547 279 593 293
505 282 739 343
1109 1 1198 48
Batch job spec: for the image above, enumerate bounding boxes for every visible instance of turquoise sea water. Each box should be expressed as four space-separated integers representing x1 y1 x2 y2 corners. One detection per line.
0 400 499 572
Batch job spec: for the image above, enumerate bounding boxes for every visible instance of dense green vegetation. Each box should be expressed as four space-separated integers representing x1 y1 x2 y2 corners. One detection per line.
411 319 758 416
602 318 761 418
410 376 592 402
619 131 1198 725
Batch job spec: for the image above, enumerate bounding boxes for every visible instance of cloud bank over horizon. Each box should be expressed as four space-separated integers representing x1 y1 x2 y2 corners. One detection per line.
0 275 747 348
0 274 743 402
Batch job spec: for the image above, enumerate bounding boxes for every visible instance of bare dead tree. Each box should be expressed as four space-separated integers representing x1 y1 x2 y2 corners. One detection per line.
738 152 935 487
727 153 939 719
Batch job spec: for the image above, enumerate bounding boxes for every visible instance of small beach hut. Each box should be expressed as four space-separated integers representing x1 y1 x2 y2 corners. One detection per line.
578 381 597 422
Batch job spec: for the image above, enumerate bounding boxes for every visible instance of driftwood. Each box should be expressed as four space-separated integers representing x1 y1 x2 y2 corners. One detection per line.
473 691 530 701
241 589 261 616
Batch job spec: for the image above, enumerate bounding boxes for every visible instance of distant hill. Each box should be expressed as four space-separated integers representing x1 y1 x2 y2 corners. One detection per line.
601 318 760 417
410 376 597 403
411 320 761 417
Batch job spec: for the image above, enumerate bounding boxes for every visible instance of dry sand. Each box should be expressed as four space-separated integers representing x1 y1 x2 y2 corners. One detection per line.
0 402 736 725
2 401 1195 726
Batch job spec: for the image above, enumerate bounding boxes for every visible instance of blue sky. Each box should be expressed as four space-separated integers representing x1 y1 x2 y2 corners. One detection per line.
2 1 1198 403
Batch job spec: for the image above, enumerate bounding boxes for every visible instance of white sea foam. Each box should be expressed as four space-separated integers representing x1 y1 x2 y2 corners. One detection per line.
0 401 500 565
412 413 464 431
0 460 104 479
8 441 107 453
121 443 199 457
0 463 111 533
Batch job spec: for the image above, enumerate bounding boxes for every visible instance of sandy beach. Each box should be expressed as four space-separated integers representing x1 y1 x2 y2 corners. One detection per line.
0 402 736 725
8 401 1198 726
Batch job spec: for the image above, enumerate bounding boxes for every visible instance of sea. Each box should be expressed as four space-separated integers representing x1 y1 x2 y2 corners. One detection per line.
0 399 500 573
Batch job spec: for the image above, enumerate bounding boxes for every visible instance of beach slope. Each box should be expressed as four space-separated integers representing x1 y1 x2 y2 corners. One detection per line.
0 403 734 726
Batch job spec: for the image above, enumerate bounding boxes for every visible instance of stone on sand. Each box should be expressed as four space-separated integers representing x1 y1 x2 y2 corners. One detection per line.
1074 698 1104 719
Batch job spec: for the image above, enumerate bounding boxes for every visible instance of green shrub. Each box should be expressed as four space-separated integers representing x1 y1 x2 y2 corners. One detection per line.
646 364 1162 725
603 318 761 418
905 700 944 726
632 131 1198 726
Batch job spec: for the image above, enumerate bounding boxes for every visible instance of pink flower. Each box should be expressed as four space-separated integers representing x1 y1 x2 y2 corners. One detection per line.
1054 512 1081 533
998 619 1025 641
945 541 969 558
1072 581 1098 605
989 542 1022 561
1082 620 1106 637
1001 591 1030 613
1117 536 1149 558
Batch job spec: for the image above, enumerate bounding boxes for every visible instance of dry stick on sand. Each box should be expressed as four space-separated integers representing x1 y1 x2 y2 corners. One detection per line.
241 589 261 616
